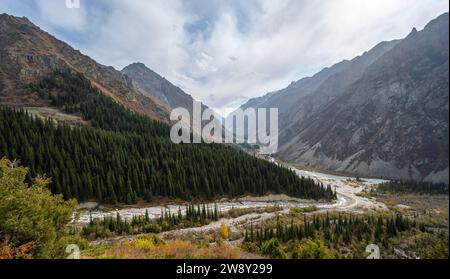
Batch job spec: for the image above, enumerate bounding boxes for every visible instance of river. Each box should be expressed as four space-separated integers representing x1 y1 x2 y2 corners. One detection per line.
76 166 388 226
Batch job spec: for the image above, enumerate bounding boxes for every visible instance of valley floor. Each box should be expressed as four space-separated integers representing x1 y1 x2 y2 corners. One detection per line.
76 166 448 259
77 165 389 225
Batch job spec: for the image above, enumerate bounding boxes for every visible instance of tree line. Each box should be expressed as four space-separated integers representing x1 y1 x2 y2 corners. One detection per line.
244 213 418 248
30 71 170 136
82 203 221 238
377 180 449 195
1 71 336 204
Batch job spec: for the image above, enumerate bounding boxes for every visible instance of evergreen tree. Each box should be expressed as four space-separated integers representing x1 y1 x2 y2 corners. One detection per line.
1 71 337 204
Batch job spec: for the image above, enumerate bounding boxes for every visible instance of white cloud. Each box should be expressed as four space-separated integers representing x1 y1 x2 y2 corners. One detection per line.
168 0 449 116
1 0 448 116
35 0 87 31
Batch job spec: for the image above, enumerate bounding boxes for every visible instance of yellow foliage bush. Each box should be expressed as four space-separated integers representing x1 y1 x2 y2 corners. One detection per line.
219 223 229 239
133 234 165 251
134 238 154 251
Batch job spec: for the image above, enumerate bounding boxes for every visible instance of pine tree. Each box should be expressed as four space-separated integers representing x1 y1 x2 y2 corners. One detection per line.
1 71 337 204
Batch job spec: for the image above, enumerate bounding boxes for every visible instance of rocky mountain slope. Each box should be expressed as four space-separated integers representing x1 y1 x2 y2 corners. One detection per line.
239 13 449 184
122 62 228 141
122 63 195 113
0 13 169 121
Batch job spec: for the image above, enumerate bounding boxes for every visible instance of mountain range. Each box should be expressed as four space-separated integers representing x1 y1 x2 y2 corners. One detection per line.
1 12 448 185
239 13 449 184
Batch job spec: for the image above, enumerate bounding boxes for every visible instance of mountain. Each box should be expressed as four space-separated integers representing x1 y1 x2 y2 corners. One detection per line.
121 63 196 113
239 13 449 184
122 62 226 141
0 13 169 121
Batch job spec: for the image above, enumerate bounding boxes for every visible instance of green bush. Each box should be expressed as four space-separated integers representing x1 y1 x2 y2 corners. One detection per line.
261 239 286 259
0 158 77 258
291 239 334 259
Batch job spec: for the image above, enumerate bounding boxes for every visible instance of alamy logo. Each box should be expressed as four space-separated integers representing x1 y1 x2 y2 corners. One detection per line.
66 244 80 259
170 101 278 155
65 0 80 9
366 244 381 259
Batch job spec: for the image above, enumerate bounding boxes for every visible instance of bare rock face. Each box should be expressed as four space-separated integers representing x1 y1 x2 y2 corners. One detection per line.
240 13 449 184
0 14 169 122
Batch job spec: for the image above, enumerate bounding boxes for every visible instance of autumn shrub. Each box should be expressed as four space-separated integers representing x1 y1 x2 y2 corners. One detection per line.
134 234 165 251
93 238 249 259
219 223 229 239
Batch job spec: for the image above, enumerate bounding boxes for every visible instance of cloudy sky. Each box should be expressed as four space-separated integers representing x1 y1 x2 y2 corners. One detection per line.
1 0 448 116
